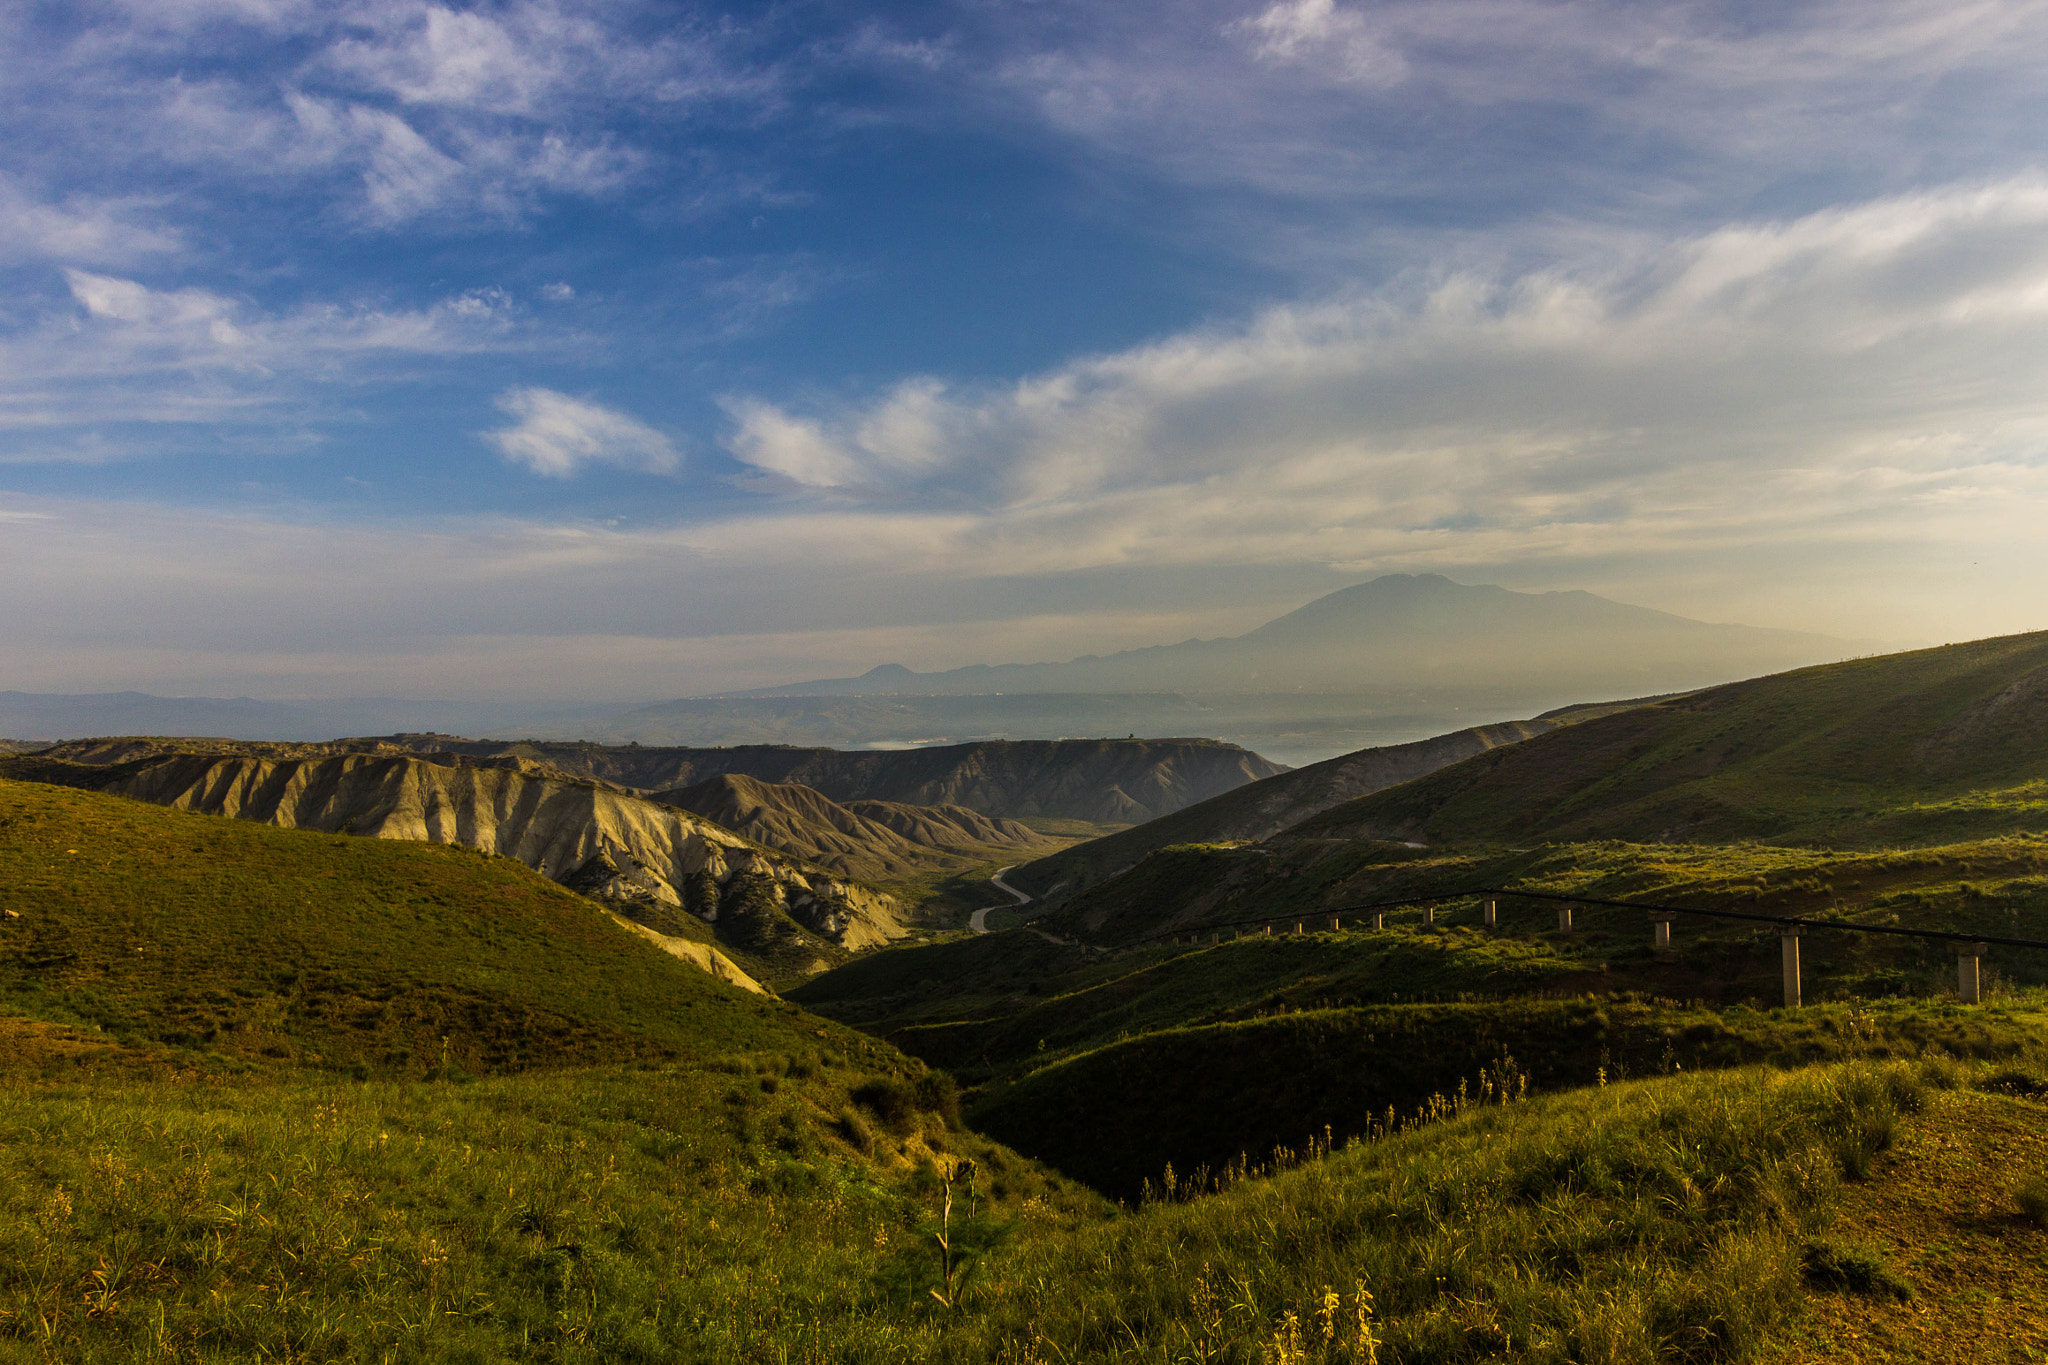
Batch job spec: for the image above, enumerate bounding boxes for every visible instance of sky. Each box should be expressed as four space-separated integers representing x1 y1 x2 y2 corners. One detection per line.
6 0 2048 700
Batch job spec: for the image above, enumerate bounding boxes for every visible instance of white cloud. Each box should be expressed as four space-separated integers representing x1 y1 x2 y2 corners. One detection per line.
1235 0 1407 85
0 178 180 267
484 387 681 477
705 178 2048 611
0 272 525 441
982 0 2048 242
13 1 782 232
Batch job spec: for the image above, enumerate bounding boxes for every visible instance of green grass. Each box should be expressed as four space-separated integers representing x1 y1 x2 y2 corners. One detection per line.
3 769 2042 1361
788 930 1098 1029
1290 630 2048 849
870 929 1584 1080
1033 833 2048 995
962 992 2047 1199
0 1056 1978 1362
0 776 880 1076
0 1060 1092 1364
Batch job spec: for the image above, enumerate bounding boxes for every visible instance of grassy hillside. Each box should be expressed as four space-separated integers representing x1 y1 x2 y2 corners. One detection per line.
4 1052 2036 1361
1009 698 1665 903
1291 630 2048 848
1038 833 2048 982
0 775 873 1075
4 767 2045 1360
797 831 2048 1196
965 994 2046 1199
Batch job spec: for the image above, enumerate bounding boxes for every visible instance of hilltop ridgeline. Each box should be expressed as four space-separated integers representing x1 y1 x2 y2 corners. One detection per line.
1288 629 2048 849
6 747 907 965
1008 696 1670 902
329 734 1285 824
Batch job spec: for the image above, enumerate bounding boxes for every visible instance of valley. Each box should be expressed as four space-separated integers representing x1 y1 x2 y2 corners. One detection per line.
2 627 2046 1360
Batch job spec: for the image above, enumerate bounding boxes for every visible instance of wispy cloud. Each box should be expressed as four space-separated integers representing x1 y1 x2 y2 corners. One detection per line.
12 0 788 231
0 272 527 444
702 179 2048 623
977 0 2048 262
484 388 681 477
0 177 182 267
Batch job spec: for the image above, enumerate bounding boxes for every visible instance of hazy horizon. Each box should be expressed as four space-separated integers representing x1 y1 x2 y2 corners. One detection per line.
6 2 2048 700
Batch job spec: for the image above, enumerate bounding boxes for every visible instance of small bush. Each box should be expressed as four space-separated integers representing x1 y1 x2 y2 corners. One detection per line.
834 1107 874 1155
851 1077 920 1135
2015 1174 2048 1228
915 1072 961 1127
1917 1055 1964 1090
1981 1065 2048 1100
1800 1239 1914 1300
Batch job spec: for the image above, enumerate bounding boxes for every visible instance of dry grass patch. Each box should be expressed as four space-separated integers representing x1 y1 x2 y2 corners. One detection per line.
1760 1085 2048 1364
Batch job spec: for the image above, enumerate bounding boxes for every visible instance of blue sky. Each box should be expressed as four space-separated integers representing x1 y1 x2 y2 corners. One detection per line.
6 0 2048 699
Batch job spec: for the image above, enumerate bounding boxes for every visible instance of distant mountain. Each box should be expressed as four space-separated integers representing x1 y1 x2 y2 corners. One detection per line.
0 692 638 744
1288 630 2048 849
1008 695 1670 902
656 773 1047 882
733 575 1847 698
1 688 1477 769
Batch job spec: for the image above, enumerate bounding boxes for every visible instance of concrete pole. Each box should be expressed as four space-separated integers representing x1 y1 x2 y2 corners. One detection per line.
1556 905 1573 932
1329 916 1341 931
1483 897 1498 927
1423 904 1435 926
1958 944 1985 1004
1262 925 1272 937
1653 918 1672 951
1294 921 1304 935
1371 913 1384 930
1781 930 1802 1008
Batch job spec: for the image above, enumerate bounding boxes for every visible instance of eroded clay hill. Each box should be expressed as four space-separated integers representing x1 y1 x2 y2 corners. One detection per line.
9 748 906 954
360 735 1287 824
658 773 1046 882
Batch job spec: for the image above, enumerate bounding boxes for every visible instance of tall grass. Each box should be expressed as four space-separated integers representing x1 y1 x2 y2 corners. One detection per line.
0 1057 1926 1363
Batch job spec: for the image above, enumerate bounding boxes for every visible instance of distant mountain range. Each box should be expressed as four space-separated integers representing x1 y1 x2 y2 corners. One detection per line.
731 575 1849 698
1 577 1857 767
0 692 640 746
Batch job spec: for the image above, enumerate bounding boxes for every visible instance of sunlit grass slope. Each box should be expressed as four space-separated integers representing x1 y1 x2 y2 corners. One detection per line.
0 776 874 1075
2 1054 2023 1362
1292 630 2048 848
1042 835 2048 992
965 991 2046 1199
0 1060 1090 1364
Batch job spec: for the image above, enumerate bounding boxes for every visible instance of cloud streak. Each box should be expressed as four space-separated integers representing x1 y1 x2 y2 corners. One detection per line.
0 272 529 452
485 388 681 477
704 177 2048 607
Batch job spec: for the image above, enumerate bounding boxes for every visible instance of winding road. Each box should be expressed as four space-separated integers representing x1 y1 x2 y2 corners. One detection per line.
971 865 1033 933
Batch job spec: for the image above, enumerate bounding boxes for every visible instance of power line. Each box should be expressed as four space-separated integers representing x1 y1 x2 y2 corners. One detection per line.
1131 887 2048 952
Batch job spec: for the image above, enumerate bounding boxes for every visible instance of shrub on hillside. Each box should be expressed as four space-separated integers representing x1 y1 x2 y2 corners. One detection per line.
852 1078 920 1135
2016 1174 2048 1228
1800 1239 1914 1300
